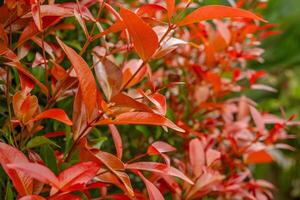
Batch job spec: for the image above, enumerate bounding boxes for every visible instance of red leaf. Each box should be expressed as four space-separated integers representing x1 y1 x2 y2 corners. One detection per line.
93 53 123 100
51 63 67 81
136 171 164 200
189 138 205 177
90 149 134 197
122 59 148 89
74 8 89 38
95 112 184 132
31 36 55 59
49 193 82 200
206 149 221 166
57 37 98 118
147 141 176 156
111 93 153 113
7 162 60 189
137 89 166 115
0 142 33 196
126 162 193 184
19 195 46 200
136 4 167 17
31 108 73 125
17 17 61 47
72 88 88 140
0 24 8 53
120 8 159 60
92 150 125 171
109 124 123 159
166 0 175 20
91 20 125 41
178 5 266 26
31 4 42 31
3 50 49 96
250 106 265 133
245 150 273 164
97 171 133 197
57 161 100 192
13 91 39 123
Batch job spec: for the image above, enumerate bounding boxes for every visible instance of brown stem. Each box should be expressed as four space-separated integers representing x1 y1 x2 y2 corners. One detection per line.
121 25 174 91
41 32 49 94
64 111 105 162
126 153 147 164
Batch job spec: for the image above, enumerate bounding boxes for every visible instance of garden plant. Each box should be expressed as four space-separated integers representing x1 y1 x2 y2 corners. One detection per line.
0 0 296 199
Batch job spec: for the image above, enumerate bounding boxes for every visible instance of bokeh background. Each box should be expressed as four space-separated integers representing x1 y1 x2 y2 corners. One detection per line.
210 0 300 199
203 0 300 199
1 0 299 199
257 0 300 199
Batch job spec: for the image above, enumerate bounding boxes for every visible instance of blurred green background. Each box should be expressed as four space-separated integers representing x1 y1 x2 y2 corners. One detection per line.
206 0 300 199
247 0 300 199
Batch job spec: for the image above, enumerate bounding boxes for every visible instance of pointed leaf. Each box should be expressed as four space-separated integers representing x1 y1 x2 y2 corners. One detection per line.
250 106 265 133
27 136 59 149
178 5 266 26
147 141 176 156
189 138 205 177
109 124 123 159
19 195 46 200
7 162 60 189
3 50 49 96
126 162 193 184
57 37 98 117
58 161 100 191
93 54 123 100
111 93 153 113
136 171 164 200
95 112 184 132
166 0 175 20
120 8 159 60
31 108 72 125
245 150 273 164
92 150 124 171
0 142 33 196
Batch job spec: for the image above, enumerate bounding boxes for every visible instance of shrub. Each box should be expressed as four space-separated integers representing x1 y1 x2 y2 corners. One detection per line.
0 0 295 199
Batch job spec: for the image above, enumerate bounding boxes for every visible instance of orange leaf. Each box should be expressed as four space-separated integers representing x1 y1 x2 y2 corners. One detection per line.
111 93 153 113
3 50 49 96
122 59 148 89
178 5 266 26
57 37 98 118
245 150 273 164
32 108 73 125
57 161 100 192
166 0 175 20
95 112 184 132
147 141 176 156
126 162 193 184
92 20 125 41
0 24 8 53
120 8 159 60
189 138 205 177
19 195 46 200
7 162 60 189
0 142 33 196
136 4 167 17
108 124 123 159
136 171 164 200
93 54 123 100
31 4 43 31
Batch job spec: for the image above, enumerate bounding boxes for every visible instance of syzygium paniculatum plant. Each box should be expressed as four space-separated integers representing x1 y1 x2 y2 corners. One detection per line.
0 0 296 199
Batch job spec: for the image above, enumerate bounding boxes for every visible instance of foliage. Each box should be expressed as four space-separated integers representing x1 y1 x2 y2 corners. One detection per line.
0 0 296 199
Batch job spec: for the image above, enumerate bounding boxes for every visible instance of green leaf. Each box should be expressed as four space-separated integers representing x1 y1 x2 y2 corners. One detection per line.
5 181 14 200
27 136 59 149
40 145 59 175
